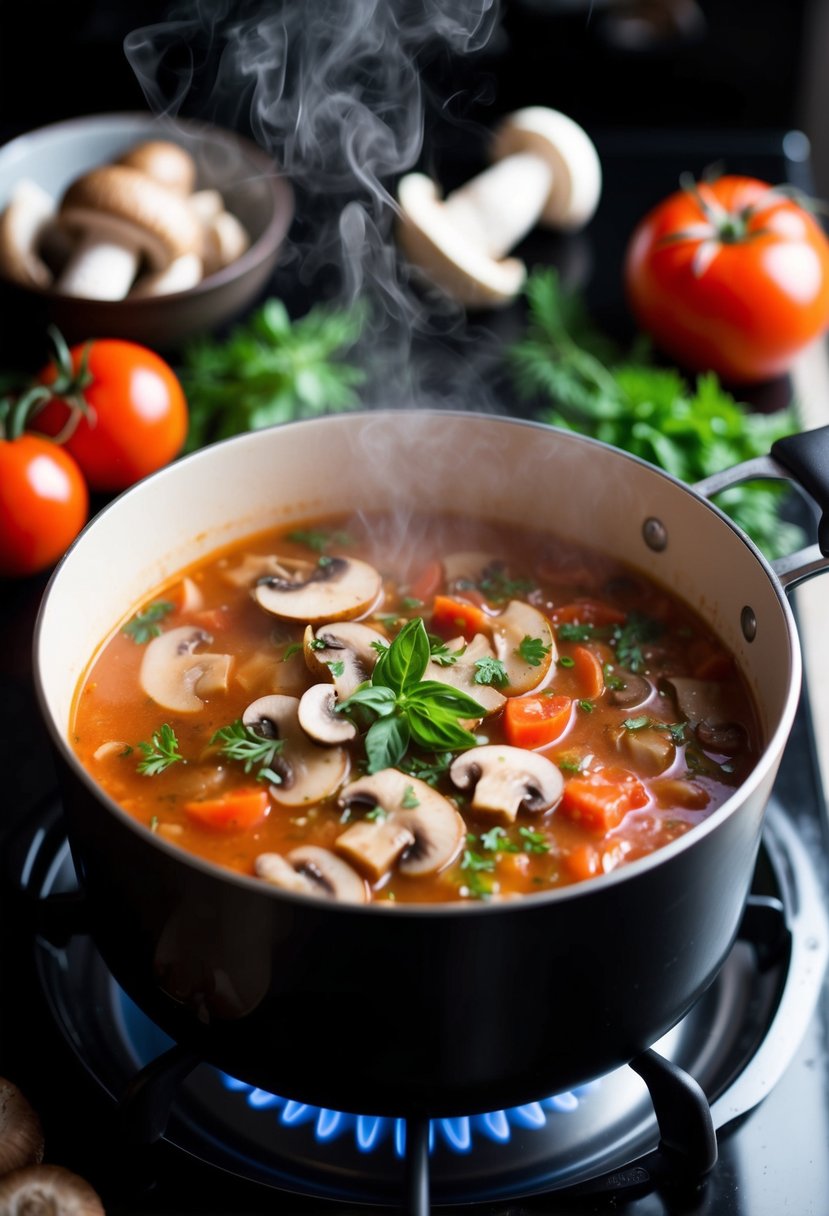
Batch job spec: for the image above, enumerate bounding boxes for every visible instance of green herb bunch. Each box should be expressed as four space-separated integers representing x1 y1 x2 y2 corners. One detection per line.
337 618 486 773
508 268 803 559
178 298 365 452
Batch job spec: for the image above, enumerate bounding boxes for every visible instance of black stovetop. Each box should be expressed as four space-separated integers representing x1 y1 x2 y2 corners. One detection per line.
2 128 829 1216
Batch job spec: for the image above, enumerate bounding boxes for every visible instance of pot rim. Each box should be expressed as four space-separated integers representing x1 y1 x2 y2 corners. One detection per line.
32 408 803 917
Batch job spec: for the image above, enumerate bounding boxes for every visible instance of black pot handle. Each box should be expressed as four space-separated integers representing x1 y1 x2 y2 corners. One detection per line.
771 428 829 555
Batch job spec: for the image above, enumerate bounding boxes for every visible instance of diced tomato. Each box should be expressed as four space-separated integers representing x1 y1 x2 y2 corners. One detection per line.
551 599 627 627
559 767 648 833
430 595 488 642
503 694 574 749
571 645 605 698
182 787 269 831
409 559 443 603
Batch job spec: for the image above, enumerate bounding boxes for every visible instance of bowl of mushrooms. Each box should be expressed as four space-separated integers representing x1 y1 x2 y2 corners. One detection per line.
0 112 295 349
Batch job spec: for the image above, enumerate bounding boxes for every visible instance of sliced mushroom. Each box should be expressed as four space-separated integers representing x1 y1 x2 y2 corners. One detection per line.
298 682 358 743
0 1165 104 1214
221 553 305 588
242 694 349 807
337 769 465 880
254 555 383 624
255 846 368 903
490 600 556 694
303 620 386 697
611 723 676 776
0 179 57 288
694 720 748 756
662 676 744 730
442 551 497 590
607 671 652 709
55 164 202 300
450 745 564 824
427 632 506 716
139 625 233 713
0 1077 44 1175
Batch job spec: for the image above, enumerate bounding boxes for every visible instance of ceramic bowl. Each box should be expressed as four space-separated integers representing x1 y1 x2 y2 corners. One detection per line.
0 111 294 353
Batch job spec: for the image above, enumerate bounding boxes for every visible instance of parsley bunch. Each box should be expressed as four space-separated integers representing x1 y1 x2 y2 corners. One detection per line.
178 298 365 452
338 618 486 772
509 269 803 559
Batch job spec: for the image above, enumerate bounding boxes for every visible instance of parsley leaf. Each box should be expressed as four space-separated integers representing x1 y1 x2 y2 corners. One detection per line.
210 720 285 782
123 601 174 644
518 635 551 667
473 656 509 686
136 724 184 775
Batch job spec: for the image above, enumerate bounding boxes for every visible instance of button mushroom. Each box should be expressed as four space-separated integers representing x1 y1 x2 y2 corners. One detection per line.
396 106 601 308
242 694 349 807
54 164 202 300
303 620 386 698
0 1077 44 1175
491 600 556 694
297 682 358 744
255 846 368 902
336 769 465 881
140 625 233 713
254 555 383 624
662 676 749 753
0 1164 104 1215
0 179 59 288
115 139 198 195
449 745 564 824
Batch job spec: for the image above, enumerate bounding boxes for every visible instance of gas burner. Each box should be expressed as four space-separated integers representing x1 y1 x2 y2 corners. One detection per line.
15 797 829 1210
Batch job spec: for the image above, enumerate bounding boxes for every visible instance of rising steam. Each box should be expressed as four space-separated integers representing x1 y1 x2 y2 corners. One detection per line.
124 0 504 408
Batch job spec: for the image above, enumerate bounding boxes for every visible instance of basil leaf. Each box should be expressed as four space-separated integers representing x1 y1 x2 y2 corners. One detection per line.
373 618 430 694
339 684 397 717
406 704 479 752
406 680 487 718
365 714 410 772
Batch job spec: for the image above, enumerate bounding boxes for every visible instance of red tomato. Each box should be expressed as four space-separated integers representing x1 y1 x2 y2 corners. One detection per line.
35 339 188 491
0 435 88 577
624 175 829 384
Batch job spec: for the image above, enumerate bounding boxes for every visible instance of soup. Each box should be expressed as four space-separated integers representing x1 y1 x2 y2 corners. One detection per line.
70 510 761 904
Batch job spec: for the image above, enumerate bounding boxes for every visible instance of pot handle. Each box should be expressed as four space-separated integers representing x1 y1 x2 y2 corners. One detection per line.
693 425 829 590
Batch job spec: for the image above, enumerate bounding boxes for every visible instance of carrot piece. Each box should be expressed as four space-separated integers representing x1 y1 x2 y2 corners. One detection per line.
693 649 735 681
409 559 443 603
564 843 602 883
551 599 627 627
559 767 648 833
503 694 574 749
182 787 269 832
191 606 231 632
571 645 605 698
430 594 488 642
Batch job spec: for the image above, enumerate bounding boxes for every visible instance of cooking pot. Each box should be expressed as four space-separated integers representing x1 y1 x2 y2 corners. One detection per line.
32 410 829 1119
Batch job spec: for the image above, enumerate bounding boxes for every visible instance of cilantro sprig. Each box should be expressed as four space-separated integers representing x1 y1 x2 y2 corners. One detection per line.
337 618 486 772
509 268 803 559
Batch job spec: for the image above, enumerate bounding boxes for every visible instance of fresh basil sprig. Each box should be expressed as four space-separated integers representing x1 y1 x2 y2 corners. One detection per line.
338 618 486 772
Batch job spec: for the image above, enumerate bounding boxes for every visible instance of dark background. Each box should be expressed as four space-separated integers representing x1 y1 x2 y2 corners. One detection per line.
1 1 826 182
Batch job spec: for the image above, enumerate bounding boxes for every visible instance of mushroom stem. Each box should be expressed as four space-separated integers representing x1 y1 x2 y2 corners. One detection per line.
56 233 140 299
441 152 554 260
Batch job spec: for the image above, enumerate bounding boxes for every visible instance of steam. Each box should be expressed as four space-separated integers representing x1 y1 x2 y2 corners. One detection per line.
124 0 504 409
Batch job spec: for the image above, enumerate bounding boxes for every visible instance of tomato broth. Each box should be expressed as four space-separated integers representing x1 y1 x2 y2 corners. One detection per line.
71 511 761 905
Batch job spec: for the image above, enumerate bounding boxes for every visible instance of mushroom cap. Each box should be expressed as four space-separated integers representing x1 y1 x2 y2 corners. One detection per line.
450 744 564 824
0 179 56 288
115 139 198 195
139 625 233 714
427 632 506 716
337 769 465 878
396 172 527 309
0 1164 105 1215
491 600 556 694
58 165 202 268
0 1077 44 1175
242 694 349 807
490 107 602 232
303 620 386 697
254 555 383 624
255 846 368 902
297 682 358 744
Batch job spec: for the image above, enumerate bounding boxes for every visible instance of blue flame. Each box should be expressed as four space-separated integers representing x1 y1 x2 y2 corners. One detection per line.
220 1073 593 1155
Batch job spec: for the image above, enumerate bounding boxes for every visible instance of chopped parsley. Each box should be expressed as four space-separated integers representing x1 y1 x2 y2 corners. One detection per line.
123 601 174 644
518 635 551 666
210 720 285 783
136 724 184 775
473 656 509 686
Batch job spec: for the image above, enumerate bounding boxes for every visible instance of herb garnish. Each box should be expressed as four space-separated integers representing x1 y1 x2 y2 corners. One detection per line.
136 724 184 775
288 527 354 552
508 268 802 560
337 618 486 772
123 601 174 644
210 720 285 784
518 635 551 667
474 656 509 686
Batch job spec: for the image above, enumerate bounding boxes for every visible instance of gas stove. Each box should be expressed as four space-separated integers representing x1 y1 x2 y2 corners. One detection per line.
2 129 829 1216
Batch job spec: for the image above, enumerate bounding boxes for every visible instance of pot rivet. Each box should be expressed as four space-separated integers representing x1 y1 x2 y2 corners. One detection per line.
642 518 668 552
741 606 757 642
